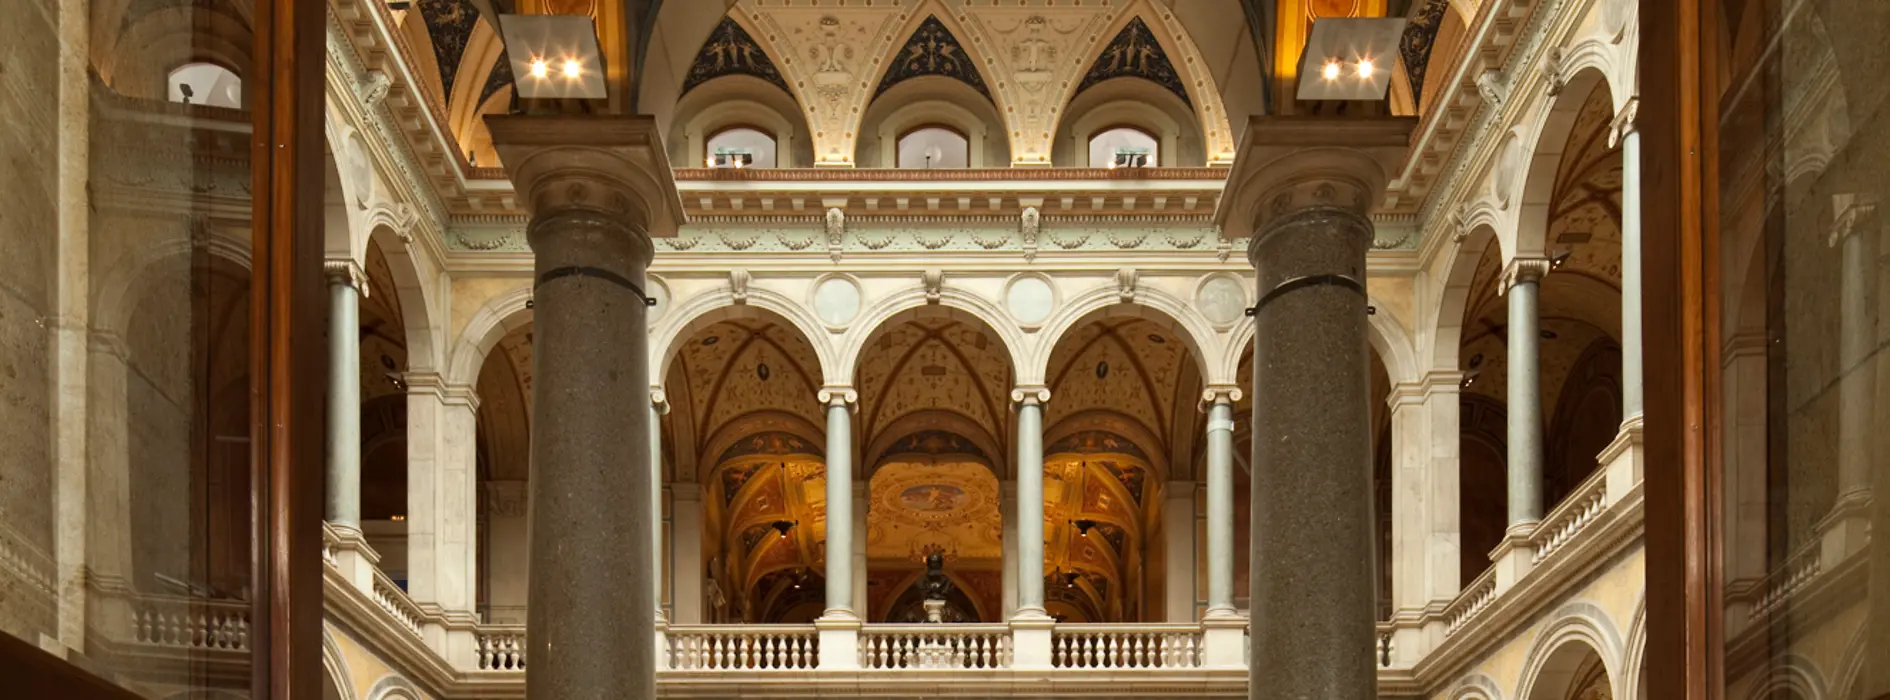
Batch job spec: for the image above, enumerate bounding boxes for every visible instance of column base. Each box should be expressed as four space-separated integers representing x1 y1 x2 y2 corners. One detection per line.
814 615 862 670
1598 418 1645 506
1008 609 1056 670
1200 615 1247 669
1488 525 1539 592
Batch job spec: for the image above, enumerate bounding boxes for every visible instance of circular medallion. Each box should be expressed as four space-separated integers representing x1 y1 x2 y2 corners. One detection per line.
1196 274 1248 326
1004 275 1055 327
646 275 669 321
813 275 862 328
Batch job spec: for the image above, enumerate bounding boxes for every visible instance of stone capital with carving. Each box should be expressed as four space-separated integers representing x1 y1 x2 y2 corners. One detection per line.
1216 117 1415 255
1199 385 1244 410
818 386 859 408
323 259 370 296
1608 97 1640 148
1498 257 1552 292
1010 386 1051 407
483 115 684 249
1828 193 1878 247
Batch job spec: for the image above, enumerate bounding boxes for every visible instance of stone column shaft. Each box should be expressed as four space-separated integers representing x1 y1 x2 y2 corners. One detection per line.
1013 388 1051 618
820 389 858 619
1218 116 1412 700
651 392 671 622
1504 259 1549 527
1001 480 1019 619
1615 106 1646 421
1203 389 1241 617
325 261 365 531
487 114 683 700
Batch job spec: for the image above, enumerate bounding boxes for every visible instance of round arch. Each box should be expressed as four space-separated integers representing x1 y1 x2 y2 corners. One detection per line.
364 226 440 371
1053 77 1203 167
363 674 423 700
92 230 254 338
1514 602 1625 700
1742 658 1830 700
1033 284 1218 386
444 283 533 389
864 412 1008 481
1220 293 1420 388
1425 221 1502 372
1450 672 1507 700
838 286 1028 386
859 77 1007 168
322 631 358 700
651 283 839 385
1512 67 1615 258
669 75 812 169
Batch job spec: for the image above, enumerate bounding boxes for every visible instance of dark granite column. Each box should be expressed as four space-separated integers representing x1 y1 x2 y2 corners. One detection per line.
1219 117 1412 700
487 115 683 700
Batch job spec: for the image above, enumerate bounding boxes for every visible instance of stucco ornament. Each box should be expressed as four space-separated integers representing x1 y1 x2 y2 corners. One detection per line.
954 9 1119 165
742 6 906 166
1476 69 1504 107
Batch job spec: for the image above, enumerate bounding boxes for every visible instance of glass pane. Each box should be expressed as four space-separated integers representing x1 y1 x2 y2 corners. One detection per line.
1713 1 1888 698
0 0 259 695
896 127 969 168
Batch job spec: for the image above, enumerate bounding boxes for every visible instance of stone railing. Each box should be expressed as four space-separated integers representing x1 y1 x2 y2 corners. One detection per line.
664 625 819 670
131 593 250 652
1443 567 1500 638
1530 469 1611 565
477 625 527 671
858 624 1011 669
1746 539 1824 622
370 569 425 638
1051 624 1203 669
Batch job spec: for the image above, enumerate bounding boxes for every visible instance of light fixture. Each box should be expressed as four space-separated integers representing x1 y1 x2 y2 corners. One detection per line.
1549 248 1573 270
1072 519 1097 537
1295 18 1407 101
499 14 607 99
771 520 797 539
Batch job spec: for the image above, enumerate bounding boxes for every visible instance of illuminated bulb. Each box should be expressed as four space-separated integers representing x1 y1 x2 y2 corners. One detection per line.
529 59 549 79
563 59 582 78
1322 60 1342 81
1356 58 1375 78
707 156 716 168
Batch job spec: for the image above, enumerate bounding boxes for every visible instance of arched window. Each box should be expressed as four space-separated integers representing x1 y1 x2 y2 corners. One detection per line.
705 126 777 168
1088 126 1159 168
896 126 969 168
167 62 242 108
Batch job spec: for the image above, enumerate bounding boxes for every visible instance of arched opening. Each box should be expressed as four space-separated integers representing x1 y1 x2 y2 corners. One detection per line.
1089 126 1160 168
1043 311 1205 622
705 126 778 168
858 75 1008 168
663 313 827 624
473 321 532 622
167 62 243 108
854 309 1014 623
1053 77 1204 167
896 125 970 169
1522 641 1613 700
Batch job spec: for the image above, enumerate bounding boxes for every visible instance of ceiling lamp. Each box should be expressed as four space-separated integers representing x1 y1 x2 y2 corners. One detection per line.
1296 18 1407 101
498 14 607 100
1072 519 1097 537
771 520 797 539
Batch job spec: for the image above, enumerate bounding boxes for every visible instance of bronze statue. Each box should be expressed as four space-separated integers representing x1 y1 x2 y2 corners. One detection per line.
919 551 954 600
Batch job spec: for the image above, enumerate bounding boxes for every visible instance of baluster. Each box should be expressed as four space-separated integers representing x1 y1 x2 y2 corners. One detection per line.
772 633 785 669
713 634 727 669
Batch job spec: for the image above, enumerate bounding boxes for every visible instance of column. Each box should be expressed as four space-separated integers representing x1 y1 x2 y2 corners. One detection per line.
1502 258 1550 529
324 260 366 532
1612 98 1645 422
1386 371 1462 663
487 115 680 700
651 390 669 624
1827 195 1877 556
1000 480 1019 619
1201 387 1241 618
1220 117 1411 700
1010 386 1054 670
815 387 861 669
1011 387 1051 619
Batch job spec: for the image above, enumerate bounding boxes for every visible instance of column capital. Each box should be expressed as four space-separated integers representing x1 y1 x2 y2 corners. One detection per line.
1215 117 1415 242
88 329 129 360
1011 386 1051 406
405 372 481 411
1608 96 1640 147
651 386 671 415
323 259 369 296
817 386 858 407
1199 385 1243 410
1498 257 1551 292
1828 193 1879 246
484 115 685 240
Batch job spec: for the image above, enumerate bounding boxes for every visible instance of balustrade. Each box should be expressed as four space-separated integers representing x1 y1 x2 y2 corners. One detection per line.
665 625 819 670
478 626 528 670
859 624 1011 669
371 570 425 637
1530 470 1610 565
1051 625 1202 669
130 594 250 651
1443 568 1499 638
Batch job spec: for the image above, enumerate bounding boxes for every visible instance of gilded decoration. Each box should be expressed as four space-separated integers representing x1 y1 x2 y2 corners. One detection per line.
740 5 909 165
1399 0 1451 106
681 17 795 98
415 0 483 102
953 7 1121 163
874 15 991 100
1074 17 1191 107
